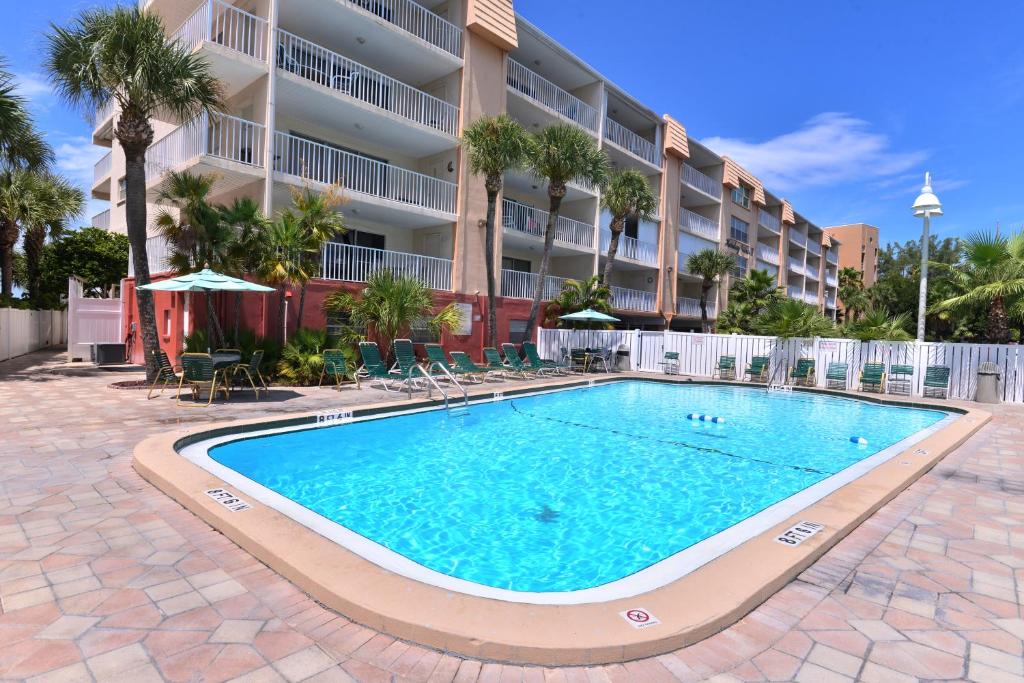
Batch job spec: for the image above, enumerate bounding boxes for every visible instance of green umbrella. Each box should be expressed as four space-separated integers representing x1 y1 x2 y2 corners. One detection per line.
559 308 620 322
138 267 274 292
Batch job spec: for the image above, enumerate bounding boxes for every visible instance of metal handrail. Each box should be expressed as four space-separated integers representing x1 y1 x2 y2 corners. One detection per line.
426 362 468 408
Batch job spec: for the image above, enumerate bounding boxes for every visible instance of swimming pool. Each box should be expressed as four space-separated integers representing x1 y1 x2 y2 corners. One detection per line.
188 381 950 602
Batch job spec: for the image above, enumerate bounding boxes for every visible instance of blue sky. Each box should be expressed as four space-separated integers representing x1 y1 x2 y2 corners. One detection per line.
4 0 1023 247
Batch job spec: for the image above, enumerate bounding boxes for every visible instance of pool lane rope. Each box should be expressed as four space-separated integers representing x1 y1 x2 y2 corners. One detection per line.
687 413 727 423
507 400 829 476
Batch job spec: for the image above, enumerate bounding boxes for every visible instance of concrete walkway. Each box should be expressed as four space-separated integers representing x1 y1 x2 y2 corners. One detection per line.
0 350 1022 682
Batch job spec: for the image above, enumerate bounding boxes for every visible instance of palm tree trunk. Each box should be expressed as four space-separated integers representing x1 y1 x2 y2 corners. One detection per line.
278 287 286 344
988 295 1009 344
233 292 242 345
297 283 307 331
699 280 712 333
484 185 499 348
0 220 18 300
523 194 564 340
122 137 160 381
24 227 45 303
205 290 225 348
602 217 624 285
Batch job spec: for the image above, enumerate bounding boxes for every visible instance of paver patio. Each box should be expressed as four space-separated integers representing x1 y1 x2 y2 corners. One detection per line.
1 349 1022 682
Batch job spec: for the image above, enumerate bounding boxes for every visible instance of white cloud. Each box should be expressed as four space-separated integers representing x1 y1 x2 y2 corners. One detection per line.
13 72 54 111
51 134 107 189
702 113 928 191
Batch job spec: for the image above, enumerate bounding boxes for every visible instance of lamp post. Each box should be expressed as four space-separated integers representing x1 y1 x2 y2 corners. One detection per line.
912 172 942 342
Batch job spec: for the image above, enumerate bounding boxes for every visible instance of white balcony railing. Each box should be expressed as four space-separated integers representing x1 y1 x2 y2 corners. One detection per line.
807 239 822 256
789 229 807 247
501 199 594 249
93 99 115 129
507 60 599 132
805 264 820 280
274 132 456 214
826 295 837 308
94 151 112 184
682 164 722 200
599 231 658 266
128 236 172 277
677 296 716 318
340 0 461 57
787 285 802 300
757 208 781 233
610 286 656 312
804 292 820 305
826 249 838 264
146 113 265 178
500 269 567 300
787 256 805 276
172 0 268 61
826 273 838 287
91 210 110 230
680 207 720 241
320 242 451 290
756 243 780 266
604 118 659 166
276 30 459 137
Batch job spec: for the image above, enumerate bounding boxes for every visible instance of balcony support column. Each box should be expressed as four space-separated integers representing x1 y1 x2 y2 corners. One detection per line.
660 149 684 327
261 0 279 214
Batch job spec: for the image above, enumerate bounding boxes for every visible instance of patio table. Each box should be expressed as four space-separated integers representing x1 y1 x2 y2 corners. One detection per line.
211 352 242 370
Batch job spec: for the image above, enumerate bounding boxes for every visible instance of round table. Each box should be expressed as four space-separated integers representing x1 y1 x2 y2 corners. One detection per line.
211 352 242 370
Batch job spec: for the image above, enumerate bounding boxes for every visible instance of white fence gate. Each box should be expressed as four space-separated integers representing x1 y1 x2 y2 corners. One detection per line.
0 308 67 362
67 278 122 362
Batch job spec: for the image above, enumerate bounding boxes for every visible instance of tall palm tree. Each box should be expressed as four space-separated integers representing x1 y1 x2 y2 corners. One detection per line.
931 231 1024 344
756 299 836 338
523 125 609 338
600 169 657 285
686 249 735 332
842 307 913 341
730 268 783 316
258 211 315 342
543 276 612 328
46 7 223 379
837 266 869 322
461 115 532 347
21 173 85 303
287 185 346 326
0 169 36 301
221 197 269 344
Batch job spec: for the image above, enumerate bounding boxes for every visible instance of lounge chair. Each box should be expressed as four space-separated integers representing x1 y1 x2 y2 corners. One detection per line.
424 343 480 383
357 341 421 393
660 351 680 375
177 353 230 406
450 351 502 382
501 343 539 377
824 362 848 390
745 356 769 383
923 366 951 399
887 364 914 396
147 349 181 399
859 362 886 393
483 347 524 378
789 359 816 386
392 339 429 395
522 342 561 375
713 355 736 380
318 349 349 391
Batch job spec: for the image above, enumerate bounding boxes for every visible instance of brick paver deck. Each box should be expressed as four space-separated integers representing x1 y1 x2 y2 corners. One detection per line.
1 350 1022 682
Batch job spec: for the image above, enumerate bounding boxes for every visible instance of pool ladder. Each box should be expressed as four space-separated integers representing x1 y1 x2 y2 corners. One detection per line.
410 364 469 412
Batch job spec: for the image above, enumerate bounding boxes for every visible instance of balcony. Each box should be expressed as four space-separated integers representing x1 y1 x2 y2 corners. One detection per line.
826 249 838 265
677 296 716 318
682 164 722 200
756 243 780 266
806 239 821 256
128 236 172 277
804 292 820 305
507 60 599 132
826 295 837 308
787 257 805 276
172 0 268 97
275 30 459 140
805 264 820 280
320 242 451 290
610 286 656 312
604 118 659 167
273 131 457 220
757 208 781 234
787 285 802 300
92 99 116 146
789 230 807 248
501 270 567 300
826 273 838 287
91 210 110 230
599 231 659 267
501 199 594 250
680 207 720 242
334 0 461 58
92 151 113 199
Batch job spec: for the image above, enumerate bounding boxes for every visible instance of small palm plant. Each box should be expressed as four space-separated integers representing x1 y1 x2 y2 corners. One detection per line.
522 124 609 338
462 115 532 347
685 249 735 332
730 268 783 316
287 185 346 326
259 212 316 342
543 276 613 328
837 266 869 322
600 170 658 284
756 299 836 339
842 307 913 341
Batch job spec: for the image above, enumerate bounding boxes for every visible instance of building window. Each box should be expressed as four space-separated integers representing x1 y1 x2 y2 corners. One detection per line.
326 312 365 340
502 257 530 273
731 255 748 278
508 319 529 344
409 317 440 343
625 214 639 239
731 184 750 209
117 177 126 204
729 217 749 243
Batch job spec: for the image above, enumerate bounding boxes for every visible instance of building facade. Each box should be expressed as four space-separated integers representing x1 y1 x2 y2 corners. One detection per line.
91 0 845 352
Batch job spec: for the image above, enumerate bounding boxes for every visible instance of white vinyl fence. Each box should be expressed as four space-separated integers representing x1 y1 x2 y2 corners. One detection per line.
0 308 67 362
67 278 123 362
537 328 1024 404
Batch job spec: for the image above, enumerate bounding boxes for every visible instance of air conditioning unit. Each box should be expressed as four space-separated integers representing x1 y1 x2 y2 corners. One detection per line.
91 343 125 366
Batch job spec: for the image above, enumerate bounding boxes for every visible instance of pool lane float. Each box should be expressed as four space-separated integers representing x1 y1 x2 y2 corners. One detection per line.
849 436 869 445
687 413 726 424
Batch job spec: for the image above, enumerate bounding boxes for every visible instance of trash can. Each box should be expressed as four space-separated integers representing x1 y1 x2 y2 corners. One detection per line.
616 344 631 371
976 362 1001 404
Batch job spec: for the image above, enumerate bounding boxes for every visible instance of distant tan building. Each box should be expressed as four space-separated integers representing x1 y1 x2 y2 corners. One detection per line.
822 223 880 314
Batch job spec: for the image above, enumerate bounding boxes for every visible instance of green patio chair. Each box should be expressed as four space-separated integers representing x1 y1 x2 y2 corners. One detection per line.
789 359 816 386
859 362 886 393
501 343 537 377
450 351 501 382
147 349 181 399
317 349 349 391
233 349 270 398
522 342 561 375
392 339 427 395
824 362 849 390
483 347 520 378
568 348 589 373
923 366 951 399
713 355 736 380
887 364 914 396
745 356 769 382
660 351 680 375
177 353 230 407
356 341 413 392
424 343 479 383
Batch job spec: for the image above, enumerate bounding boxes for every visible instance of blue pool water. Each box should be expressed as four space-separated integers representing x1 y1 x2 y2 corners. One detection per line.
209 381 946 592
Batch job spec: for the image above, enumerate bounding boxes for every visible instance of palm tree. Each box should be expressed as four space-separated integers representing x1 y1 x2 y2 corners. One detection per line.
323 270 462 362
756 299 836 339
287 185 346 326
837 266 869 322
931 231 1024 344
522 124 609 339
21 174 84 303
600 170 657 284
716 301 754 334
461 115 532 347
258 211 316 343
46 6 223 379
221 197 269 344
686 249 735 332
543 276 612 328
730 268 783 316
842 307 913 341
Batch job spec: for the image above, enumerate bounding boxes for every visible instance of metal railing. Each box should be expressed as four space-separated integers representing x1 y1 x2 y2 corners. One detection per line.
128 236 172 277
501 199 594 249
680 207 720 241
500 270 567 300
787 257 805 276
506 59 599 132
604 118 659 166
93 99 115 128
804 291 820 305
599 231 658 266
677 296 716 317
826 273 838 287
789 229 807 247
276 30 459 137
172 0 267 61
320 242 452 290
757 208 781 233
682 164 722 199
756 243 780 266
787 285 802 300
826 249 838 264
826 295 837 308
94 151 112 184
610 286 656 312
339 0 461 57
146 113 265 178
805 264 820 280
806 239 821 256
274 132 456 214
91 210 110 230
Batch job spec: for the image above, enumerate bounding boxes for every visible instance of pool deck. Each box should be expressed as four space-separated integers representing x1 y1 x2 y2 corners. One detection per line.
1 349 1022 681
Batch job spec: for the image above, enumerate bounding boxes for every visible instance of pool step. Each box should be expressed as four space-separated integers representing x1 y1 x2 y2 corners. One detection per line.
447 407 471 417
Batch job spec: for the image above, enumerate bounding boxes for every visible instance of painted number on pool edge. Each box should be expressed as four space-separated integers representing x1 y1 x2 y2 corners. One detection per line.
204 488 251 512
316 410 353 425
619 608 661 629
774 521 824 547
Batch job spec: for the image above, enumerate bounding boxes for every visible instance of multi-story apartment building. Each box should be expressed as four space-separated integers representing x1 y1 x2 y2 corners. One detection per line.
92 0 843 353
822 223 880 295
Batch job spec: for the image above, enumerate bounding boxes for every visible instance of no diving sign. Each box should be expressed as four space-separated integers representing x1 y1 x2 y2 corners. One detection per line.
619 608 661 630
